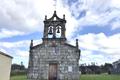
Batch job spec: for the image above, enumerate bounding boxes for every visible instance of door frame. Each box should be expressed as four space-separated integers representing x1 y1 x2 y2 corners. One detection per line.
48 63 58 80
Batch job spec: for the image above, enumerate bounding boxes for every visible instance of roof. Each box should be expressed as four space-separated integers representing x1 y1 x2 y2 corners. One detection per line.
31 42 80 50
64 43 77 48
32 44 43 49
0 51 13 59
44 11 66 22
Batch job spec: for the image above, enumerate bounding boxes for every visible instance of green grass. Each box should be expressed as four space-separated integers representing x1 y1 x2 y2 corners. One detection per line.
10 74 120 80
81 74 120 80
10 75 27 80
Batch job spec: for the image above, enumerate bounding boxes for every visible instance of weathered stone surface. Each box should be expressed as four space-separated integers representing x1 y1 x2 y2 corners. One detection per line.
27 11 81 80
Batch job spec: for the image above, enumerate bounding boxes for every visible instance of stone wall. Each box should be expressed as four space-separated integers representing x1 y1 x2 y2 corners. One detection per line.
28 41 80 80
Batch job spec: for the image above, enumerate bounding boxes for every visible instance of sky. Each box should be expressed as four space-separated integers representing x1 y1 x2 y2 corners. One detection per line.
0 0 120 67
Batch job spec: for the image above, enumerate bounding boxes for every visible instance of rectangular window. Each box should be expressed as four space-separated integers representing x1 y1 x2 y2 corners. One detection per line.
68 66 72 72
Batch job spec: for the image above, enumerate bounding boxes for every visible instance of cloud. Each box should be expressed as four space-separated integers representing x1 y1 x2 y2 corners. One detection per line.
16 50 29 58
0 0 47 33
0 0 120 66
111 0 120 8
75 33 120 65
0 0 120 39
62 0 120 31
0 40 30 67
0 28 25 39
0 40 29 49
0 0 79 39
111 20 120 30
79 49 113 65
77 33 120 54
0 39 42 67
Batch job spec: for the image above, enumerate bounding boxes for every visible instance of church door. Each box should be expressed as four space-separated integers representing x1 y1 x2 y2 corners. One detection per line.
49 64 58 80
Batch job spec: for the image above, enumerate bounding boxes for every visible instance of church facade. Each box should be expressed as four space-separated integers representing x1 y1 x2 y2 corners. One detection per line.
27 11 81 80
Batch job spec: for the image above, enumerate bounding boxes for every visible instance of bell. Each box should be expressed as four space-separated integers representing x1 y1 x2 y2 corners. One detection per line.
57 27 60 33
48 27 53 34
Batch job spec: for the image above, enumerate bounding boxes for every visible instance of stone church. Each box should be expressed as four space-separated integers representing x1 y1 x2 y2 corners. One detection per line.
27 11 81 80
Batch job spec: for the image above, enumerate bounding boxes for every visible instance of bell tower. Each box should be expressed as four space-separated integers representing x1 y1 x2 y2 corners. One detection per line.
43 11 66 42
28 10 81 80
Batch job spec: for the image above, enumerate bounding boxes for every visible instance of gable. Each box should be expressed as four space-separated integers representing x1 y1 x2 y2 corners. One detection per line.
0 51 13 59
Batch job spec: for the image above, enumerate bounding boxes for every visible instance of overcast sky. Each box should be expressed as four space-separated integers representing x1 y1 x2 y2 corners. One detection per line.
0 0 120 67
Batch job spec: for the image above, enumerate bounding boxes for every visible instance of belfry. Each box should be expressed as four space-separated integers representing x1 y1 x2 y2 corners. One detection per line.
27 11 81 80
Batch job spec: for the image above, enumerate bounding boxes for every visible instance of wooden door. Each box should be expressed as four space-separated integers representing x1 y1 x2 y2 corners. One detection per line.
49 64 58 80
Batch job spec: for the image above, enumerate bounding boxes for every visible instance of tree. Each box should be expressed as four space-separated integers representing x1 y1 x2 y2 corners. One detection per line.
103 63 113 74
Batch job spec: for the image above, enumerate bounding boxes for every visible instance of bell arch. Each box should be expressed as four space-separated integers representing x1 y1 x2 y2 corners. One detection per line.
43 11 66 40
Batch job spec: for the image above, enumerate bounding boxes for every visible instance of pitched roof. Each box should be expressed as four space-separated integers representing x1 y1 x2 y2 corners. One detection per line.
0 51 13 59
64 43 77 48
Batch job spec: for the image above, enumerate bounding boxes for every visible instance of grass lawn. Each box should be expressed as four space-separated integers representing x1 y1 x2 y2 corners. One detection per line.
10 75 27 80
10 74 120 80
81 74 120 80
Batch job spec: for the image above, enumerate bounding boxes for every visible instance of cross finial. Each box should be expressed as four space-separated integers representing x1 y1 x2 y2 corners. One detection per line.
53 0 57 10
30 40 33 48
76 39 79 49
